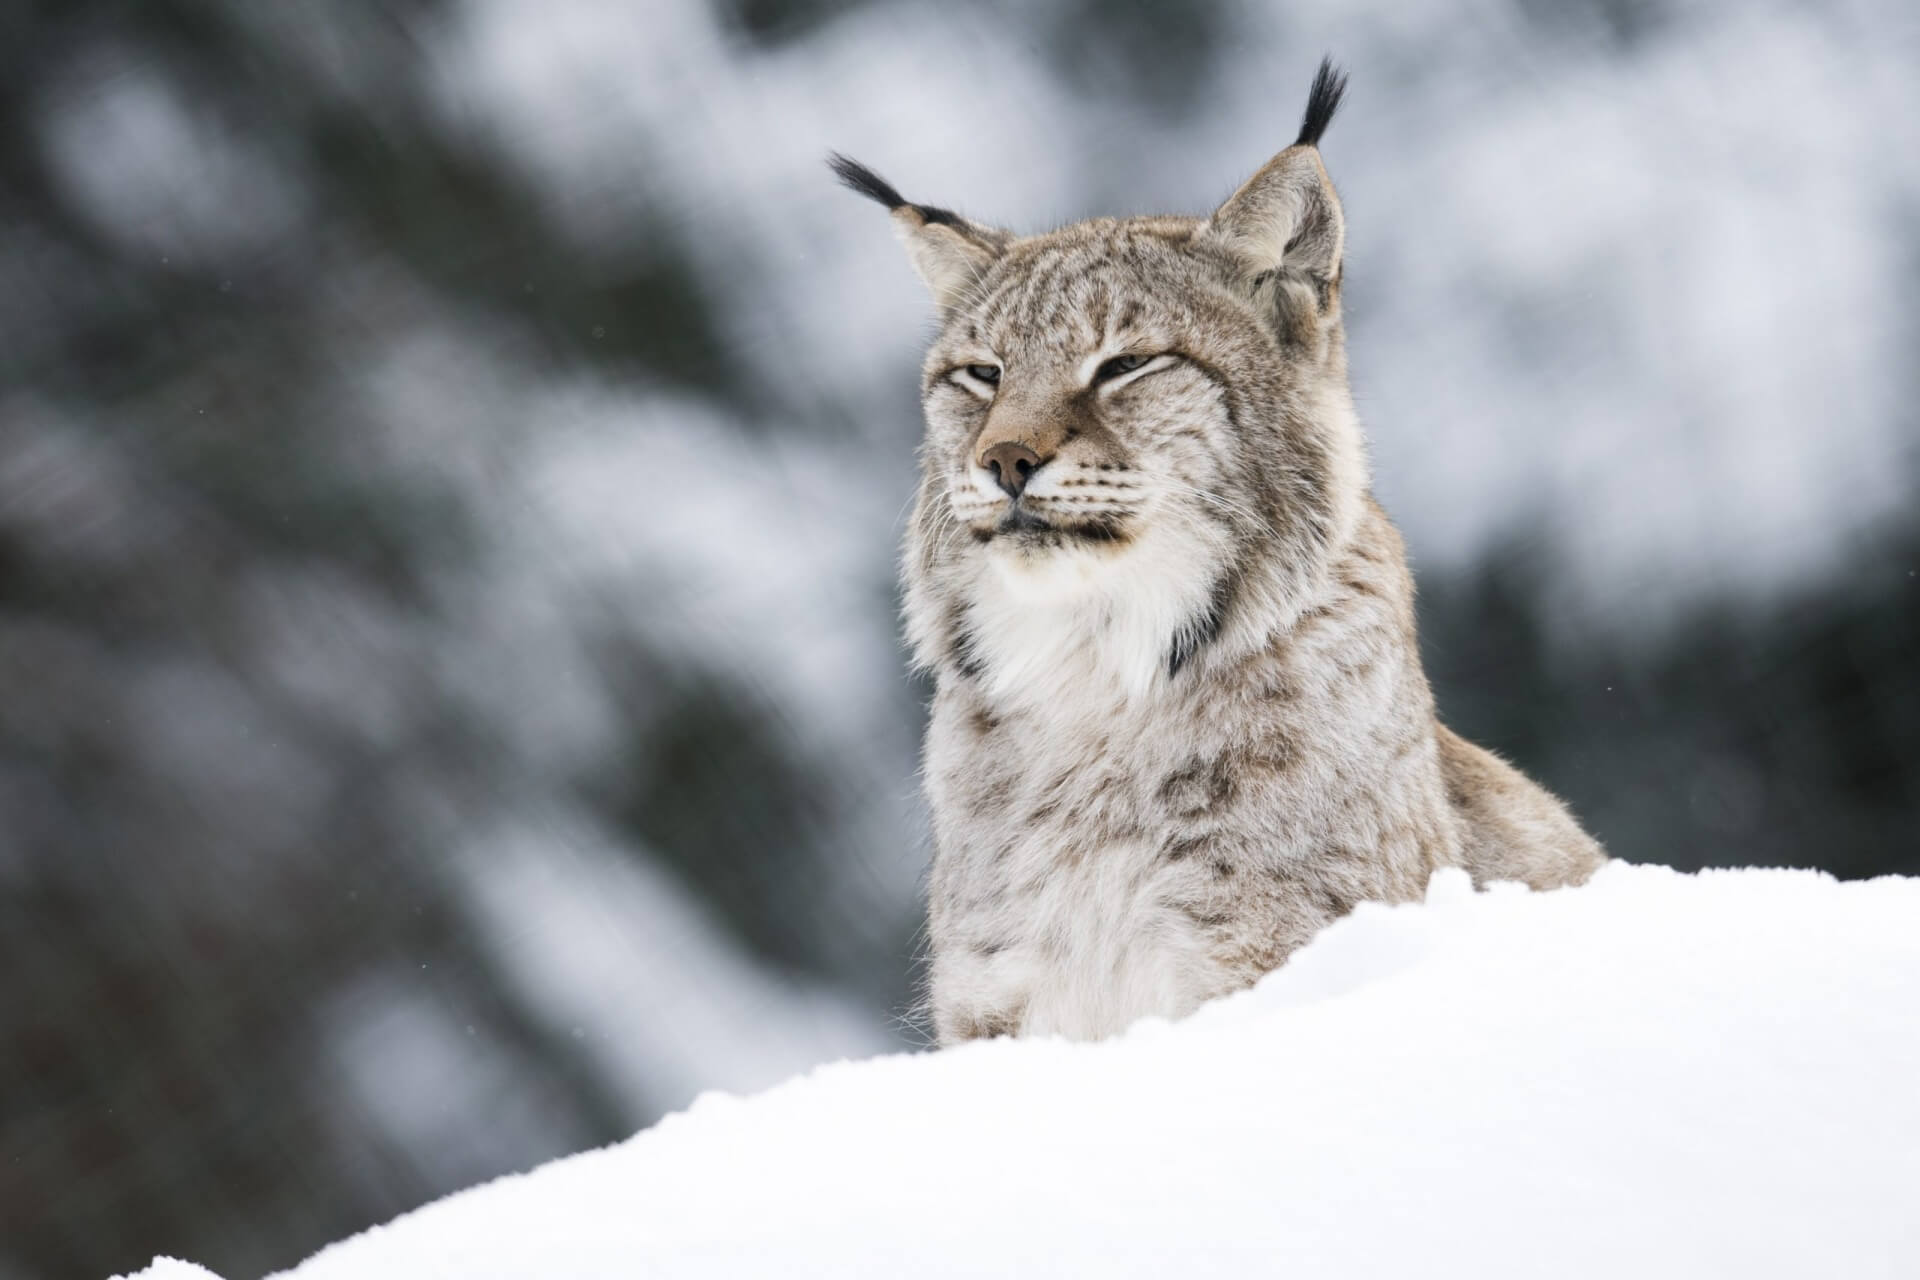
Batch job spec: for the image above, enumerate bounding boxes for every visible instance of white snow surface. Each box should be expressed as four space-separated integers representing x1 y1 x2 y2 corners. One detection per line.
120 863 1920 1279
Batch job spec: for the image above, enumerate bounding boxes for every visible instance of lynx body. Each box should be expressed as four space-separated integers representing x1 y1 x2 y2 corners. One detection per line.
833 62 1604 1044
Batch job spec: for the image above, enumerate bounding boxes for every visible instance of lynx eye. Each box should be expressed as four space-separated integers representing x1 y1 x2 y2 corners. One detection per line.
1093 353 1151 383
964 364 1001 385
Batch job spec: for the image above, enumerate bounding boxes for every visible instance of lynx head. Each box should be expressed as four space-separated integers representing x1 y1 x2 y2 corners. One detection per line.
835 60 1369 705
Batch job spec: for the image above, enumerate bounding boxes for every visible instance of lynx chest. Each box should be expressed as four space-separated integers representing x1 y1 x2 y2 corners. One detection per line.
922 694 1264 1041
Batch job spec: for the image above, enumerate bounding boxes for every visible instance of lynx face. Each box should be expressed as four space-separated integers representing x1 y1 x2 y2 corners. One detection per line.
834 68 1367 701
926 227 1243 550
922 221 1347 593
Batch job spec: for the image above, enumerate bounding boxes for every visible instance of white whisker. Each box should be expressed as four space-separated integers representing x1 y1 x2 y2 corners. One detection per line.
1153 478 1278 539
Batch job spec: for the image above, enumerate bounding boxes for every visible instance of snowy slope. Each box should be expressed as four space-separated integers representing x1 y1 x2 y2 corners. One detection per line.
121 864 1920 1280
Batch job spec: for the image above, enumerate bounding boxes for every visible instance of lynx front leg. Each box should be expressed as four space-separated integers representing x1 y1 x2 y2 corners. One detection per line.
928 945 1032 1045
933 1001 1026 1046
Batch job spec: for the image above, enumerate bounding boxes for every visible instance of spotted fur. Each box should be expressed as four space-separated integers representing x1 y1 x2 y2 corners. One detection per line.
836 59 1605 1044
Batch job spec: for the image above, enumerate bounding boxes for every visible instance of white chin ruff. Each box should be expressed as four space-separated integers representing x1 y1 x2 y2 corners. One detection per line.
971 520 1219 707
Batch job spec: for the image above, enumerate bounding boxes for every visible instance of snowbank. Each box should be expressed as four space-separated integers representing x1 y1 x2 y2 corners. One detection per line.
120 863 1920 1279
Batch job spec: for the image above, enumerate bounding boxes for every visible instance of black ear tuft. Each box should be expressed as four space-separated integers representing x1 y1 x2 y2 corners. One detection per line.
828 152 906 211
1294 57 1348 148
827 152 966 227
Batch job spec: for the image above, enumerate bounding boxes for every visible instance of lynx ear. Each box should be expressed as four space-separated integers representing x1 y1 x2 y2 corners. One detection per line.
829 153 1008 312
1206 59 1348 307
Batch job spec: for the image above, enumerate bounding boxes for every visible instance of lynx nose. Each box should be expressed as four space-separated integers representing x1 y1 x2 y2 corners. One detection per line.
979 441 1046 500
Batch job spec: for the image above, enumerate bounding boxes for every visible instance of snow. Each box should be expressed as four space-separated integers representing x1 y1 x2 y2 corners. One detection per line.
118 862 1920 1279
118 1265 220 1280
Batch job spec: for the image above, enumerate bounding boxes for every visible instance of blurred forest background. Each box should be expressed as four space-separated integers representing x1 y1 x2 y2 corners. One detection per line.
2 1 1915 1276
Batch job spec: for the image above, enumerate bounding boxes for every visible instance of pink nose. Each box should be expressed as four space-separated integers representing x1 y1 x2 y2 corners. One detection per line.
979 441 1044 499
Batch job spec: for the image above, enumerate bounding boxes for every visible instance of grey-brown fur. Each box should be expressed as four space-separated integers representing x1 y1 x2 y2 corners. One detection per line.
836 60 1605 1044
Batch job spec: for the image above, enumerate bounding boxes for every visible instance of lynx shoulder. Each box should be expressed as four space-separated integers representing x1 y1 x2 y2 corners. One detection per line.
832 59 1605 1045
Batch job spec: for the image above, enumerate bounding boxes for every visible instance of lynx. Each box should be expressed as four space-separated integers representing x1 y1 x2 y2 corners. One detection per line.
832 60 1605 1045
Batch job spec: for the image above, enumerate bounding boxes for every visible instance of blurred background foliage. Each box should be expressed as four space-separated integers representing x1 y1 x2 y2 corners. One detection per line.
1 1 1914 1276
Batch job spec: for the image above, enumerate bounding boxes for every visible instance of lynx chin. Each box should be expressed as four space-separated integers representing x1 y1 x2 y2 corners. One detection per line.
832 58 1605 1045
